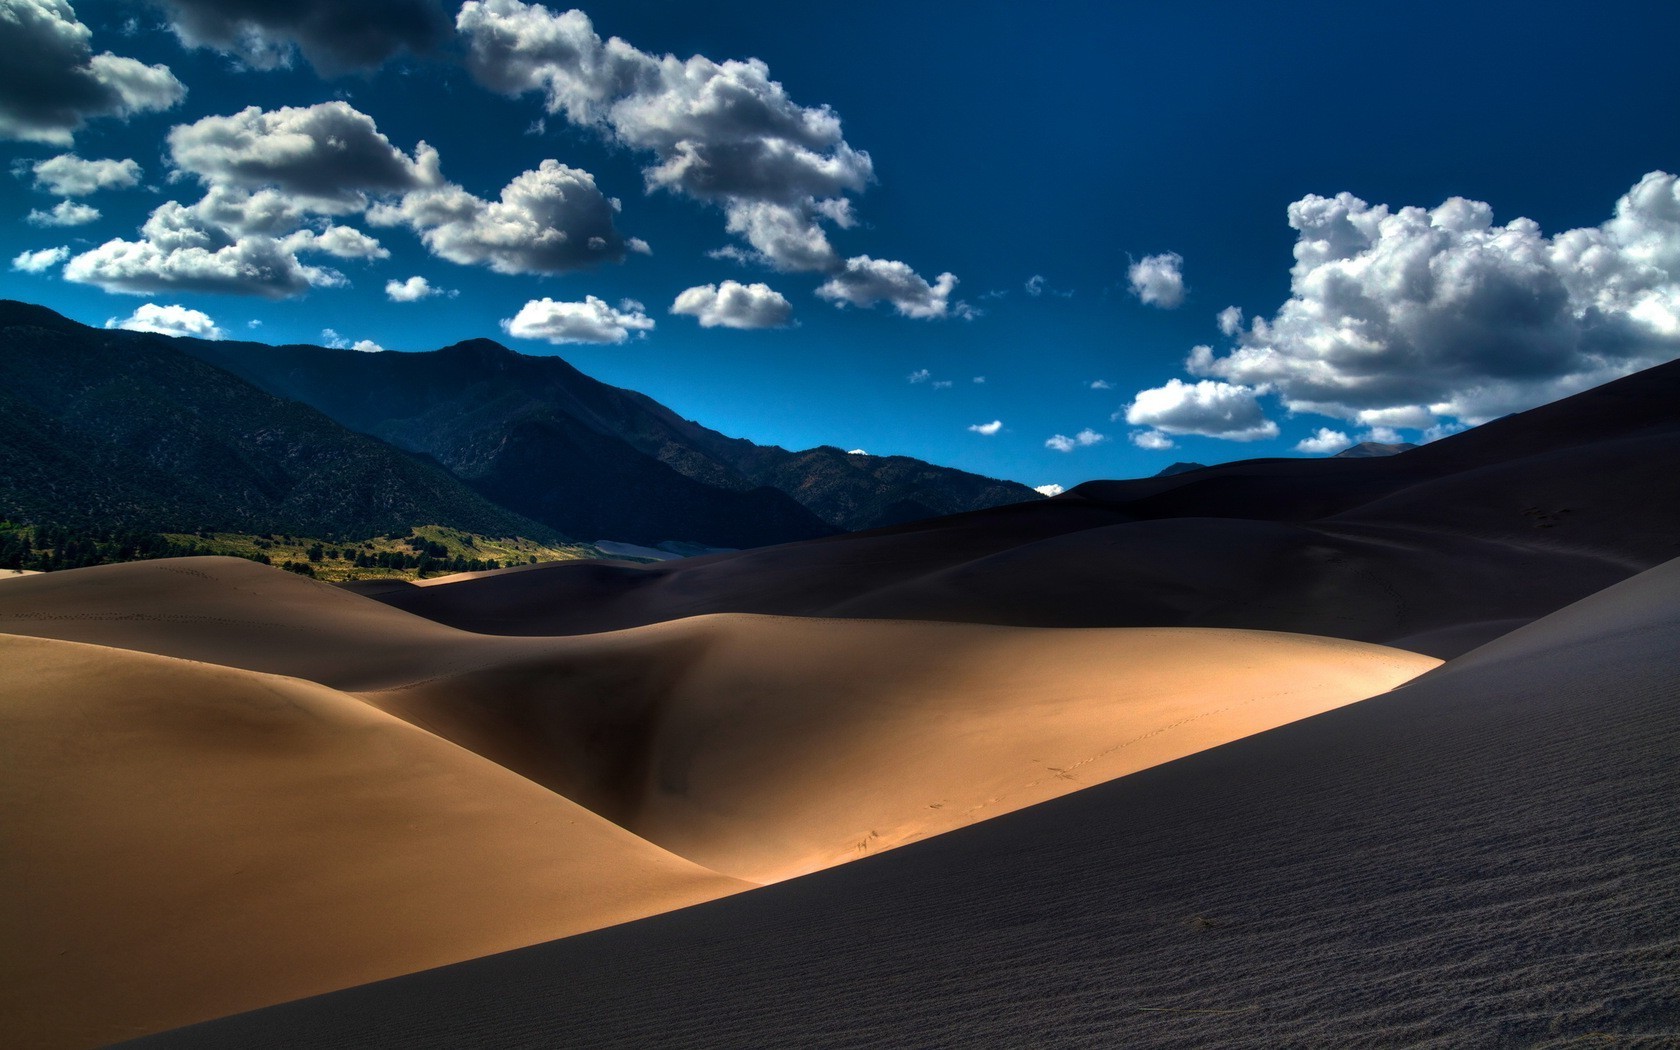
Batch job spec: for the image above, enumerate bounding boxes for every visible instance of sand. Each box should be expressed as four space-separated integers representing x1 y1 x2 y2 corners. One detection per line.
0 557 1435 1043
133 554 1680 1049
0 634 747 1050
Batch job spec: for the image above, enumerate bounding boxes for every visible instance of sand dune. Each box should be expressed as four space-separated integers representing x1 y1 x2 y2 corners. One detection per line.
0 633 747 1049
134 554 1680 1049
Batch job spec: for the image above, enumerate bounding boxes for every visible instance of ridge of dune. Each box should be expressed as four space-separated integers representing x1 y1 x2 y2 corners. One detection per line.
0 633 749 1050
133 556 1680 1049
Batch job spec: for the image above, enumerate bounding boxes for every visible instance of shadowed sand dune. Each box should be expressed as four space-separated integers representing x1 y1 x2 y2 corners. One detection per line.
0 635 748 1050
0 557 1434 889
356 359 1680 656
131 555 1680 1049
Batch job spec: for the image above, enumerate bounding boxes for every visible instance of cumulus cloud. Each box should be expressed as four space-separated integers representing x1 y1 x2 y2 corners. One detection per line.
26 199 99 226
455 1 956 303
816 255 957 319
1128 251 1186 308
1295 427 1352 455
671 280 792 329
385 275 448 301
30 153 141 195
1034 483 1064 497
168 102 440 209
847 448 868 456
1130 429 1176 451
150 0 451 75
1185 171 1680 431
105 302 224 339
11 246 69 273
502 295 654 344
1045 428 1106 452
1124 378 1278 441
368 159 628 273
63 190 380 297
0 0 184 144
1216 305 1243 337
968 420 1003 436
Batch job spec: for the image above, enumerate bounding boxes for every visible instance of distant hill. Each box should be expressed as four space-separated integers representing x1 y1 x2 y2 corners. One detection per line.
0 301 556 542
1154 461 1207 477
174 332 1040 537
1333 440 1418 458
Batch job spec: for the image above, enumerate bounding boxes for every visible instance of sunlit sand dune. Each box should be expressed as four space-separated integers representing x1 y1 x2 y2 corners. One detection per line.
0 634 748 1049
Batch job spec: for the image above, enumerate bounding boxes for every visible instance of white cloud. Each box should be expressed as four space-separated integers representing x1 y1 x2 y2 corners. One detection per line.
907 368 931 384
385 275 447 302
1124 379 1279 440
1034 483 1064 497
951 300 982 321
105 302 224 339
10 246 69 273
816 255 957 319
352 339 385 353
972 376 986 383
152 0 451 75
26 199 99 226
1025 274 1044 296
502 295 655 345
168 102 440 210
1216 305 1243 337
1045 428 1106 452
0 0 184 144
1128 251 1186 308
1130 429 1177 451
1088 379 1112 390
1295 427 1352 455
671 280 792 329
1188 172 1680 430
968 420 1003 436
30 153 141 195
368 158 629 274
846 448 869 456
932 380 953 389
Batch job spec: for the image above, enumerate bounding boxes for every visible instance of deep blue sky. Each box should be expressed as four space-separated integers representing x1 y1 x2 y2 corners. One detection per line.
5 0 1678 491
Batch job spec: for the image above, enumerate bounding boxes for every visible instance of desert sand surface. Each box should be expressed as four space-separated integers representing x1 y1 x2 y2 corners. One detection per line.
134 554 1680 1049
361 358 1680 656
0 557 1434 1044
0 634 747 1050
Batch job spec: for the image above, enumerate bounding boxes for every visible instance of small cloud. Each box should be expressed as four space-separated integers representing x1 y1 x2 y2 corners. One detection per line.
26 200 103 229
968 419 1003 436
1130 429 1176 451
1034 483 1064 497
932 379 953 389
1294 427 1352 454
1124 378 1278 441
972 376 986 384
106 303 225 339
1025 274 1045 297
502 295 655 345
10 246 69 273
671 280 792 329
1128 251 1186 309
30 154 142 196
246 319 262 328
907 368 931 384
847 448 869 456
1046 428 1107 452
1217 305 1244 337
952 300 982 321
385 275 449 302
352 339 385 353
1089 379 1112 390
322 328 349 349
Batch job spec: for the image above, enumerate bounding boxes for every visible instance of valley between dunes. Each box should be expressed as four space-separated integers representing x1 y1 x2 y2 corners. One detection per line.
0 556 1437 1047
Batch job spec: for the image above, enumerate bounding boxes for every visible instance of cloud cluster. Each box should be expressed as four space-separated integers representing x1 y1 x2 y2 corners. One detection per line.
368 159 631 274
671 280 791 329
104 302 224 339
1124 378 1279 443
1171 171 1680 438
0 0 184 144
30 153 141 195
1045 429 1106 452
1128 252 1185 309
456 1 953 318
502 295 654 344
150 0 451 75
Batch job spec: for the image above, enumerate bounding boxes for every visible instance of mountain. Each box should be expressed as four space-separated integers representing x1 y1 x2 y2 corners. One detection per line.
171 331 1040 536
0 301 555 541
361 355 1680 657
1333 440 1417 458
1154 461 1207 477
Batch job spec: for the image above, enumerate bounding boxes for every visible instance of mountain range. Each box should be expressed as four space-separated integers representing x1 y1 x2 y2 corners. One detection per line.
0 301 1038 547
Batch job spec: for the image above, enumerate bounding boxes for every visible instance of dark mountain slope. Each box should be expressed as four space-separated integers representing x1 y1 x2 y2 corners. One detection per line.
175 333 1038 534
0 302 558 541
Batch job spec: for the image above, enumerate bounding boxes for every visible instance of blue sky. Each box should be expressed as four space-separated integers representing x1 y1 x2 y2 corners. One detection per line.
4 0 1678 492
